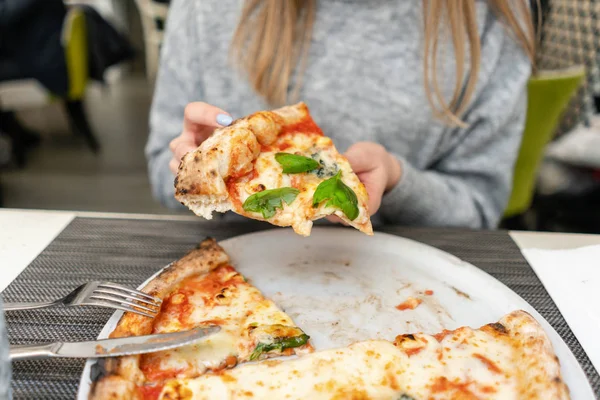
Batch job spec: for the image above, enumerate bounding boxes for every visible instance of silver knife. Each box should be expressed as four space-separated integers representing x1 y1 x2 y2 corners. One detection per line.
9 325 220 361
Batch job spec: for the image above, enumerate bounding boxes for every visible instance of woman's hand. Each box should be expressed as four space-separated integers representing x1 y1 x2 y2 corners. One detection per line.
168 102 233 175
332 142 402 219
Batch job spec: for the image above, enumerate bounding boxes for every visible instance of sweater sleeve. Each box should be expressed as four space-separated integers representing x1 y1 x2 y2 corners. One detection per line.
144 0 199 209
379 25 531 229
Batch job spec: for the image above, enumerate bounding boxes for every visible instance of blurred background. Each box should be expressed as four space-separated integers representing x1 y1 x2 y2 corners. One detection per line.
0 0 599 233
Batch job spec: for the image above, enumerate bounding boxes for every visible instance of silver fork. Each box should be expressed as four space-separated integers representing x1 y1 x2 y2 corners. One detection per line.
4 281 162 318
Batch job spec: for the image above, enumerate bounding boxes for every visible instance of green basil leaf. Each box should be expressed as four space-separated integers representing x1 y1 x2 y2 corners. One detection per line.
249 333 310 361
312 171 359 221
275 153 320 174
278 334 310 349
242 187 300 219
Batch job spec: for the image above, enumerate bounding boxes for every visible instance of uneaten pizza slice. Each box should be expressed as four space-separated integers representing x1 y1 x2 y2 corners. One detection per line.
89 239 313 400
174 102 373 236
155 311 569 400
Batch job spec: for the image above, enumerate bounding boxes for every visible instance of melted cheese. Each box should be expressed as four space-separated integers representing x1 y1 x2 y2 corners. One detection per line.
394 328 517 398
231 132 371 236
159 341 407 400
139 265 310 382
157 327 529 399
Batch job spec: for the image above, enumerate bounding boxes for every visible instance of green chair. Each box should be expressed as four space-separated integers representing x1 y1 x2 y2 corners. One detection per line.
0 7 99 152
62 7 99 152
503 66 586 218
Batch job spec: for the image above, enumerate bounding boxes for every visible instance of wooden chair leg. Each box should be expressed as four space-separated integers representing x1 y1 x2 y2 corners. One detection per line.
64 100 100 153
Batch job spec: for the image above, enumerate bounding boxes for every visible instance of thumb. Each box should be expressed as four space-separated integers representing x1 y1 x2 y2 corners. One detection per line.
344 142 380 173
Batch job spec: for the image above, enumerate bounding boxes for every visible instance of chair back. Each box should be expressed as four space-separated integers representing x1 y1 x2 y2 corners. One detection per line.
504 66 586 217
134 0 169 83
62 7 89 101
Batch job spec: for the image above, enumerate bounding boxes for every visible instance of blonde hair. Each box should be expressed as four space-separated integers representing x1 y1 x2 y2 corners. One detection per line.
231 0 535 126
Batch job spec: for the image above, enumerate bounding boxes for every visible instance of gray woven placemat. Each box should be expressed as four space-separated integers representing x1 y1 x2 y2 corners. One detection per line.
2 217 599 399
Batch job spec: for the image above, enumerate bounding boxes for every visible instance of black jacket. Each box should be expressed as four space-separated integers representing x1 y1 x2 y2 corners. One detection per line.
79 5 134 83
0 1 134 95
0 0 68 95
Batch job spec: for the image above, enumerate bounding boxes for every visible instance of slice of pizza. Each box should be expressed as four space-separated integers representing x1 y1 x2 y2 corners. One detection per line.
156 311 569 400
391 310 569 399
89 238 313 400
174 102 373 236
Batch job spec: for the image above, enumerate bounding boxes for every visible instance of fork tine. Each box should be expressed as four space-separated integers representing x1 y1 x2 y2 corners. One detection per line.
93 288 161 307
88 295 159 314
98 282 160 303
88 300 156 318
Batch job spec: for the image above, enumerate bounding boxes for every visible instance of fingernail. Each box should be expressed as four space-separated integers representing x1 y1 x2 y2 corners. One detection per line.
216 114 233 126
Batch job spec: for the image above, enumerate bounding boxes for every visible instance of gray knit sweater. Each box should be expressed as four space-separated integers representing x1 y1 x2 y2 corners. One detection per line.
145 0 531 229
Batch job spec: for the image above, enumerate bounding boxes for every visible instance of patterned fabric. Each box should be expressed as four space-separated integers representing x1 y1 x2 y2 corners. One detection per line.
537 0 600 135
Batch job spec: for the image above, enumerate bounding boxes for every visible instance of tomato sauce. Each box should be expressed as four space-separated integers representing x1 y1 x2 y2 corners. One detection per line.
404 346 425 357
473 353 502 374
139 265 246 387
279 117 324 136
140 362 185 382
137 384 164 400
433 329 453 342
481 385 497 393
226 163 258 210
430 377 477 397
262 141 294 153
395 297 422 311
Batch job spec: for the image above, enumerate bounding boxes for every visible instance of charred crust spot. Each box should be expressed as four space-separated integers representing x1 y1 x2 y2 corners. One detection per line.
406 334 416 340
210 169 217 177
178 188 189 195
197 238 217 249
488 322 508 334
553 376 562 383
194 154 200 162
174 176 179 186
89 359 112 383
257 184 266 192
216 288 227 299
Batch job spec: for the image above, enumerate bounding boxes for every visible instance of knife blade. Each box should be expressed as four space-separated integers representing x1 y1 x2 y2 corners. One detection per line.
9 325 220 361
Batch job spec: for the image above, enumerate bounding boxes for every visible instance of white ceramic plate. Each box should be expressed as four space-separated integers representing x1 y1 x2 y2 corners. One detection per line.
78 228 594 399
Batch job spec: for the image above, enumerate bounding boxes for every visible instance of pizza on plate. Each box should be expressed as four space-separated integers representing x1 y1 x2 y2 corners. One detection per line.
89 238 313 399
174 102 373 237
156 311 569 400
89 239 570 400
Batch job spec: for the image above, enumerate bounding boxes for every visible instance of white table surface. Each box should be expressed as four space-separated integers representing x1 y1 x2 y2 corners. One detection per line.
1 208 600 380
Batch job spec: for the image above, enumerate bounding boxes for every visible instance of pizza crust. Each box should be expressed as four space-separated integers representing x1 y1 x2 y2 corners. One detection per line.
495 310 570 399
174 104 307 220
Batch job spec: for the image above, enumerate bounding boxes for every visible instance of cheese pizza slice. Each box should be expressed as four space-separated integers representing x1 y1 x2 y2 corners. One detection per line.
155 311 569 400
89 238 313 400
174 102 373 236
